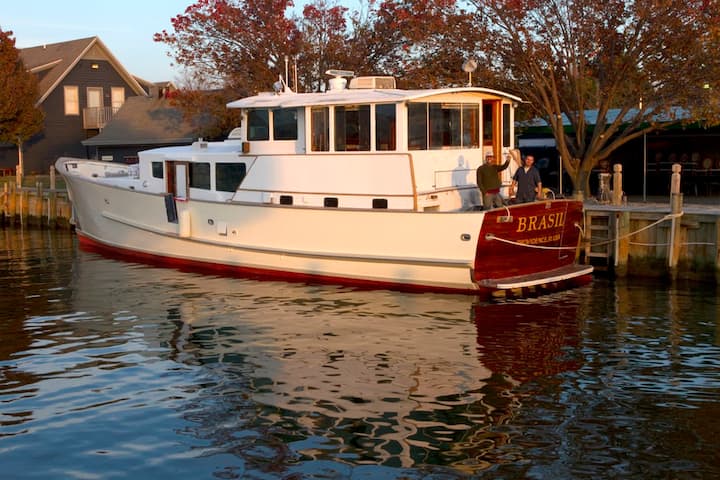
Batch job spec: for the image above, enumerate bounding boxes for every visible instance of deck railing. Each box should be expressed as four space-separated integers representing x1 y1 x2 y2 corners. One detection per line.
82 106 120 130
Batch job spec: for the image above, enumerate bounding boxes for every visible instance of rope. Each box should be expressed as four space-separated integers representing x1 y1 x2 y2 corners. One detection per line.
484 222 584 250
485 212 688 251
584 212 683 248
630 241 715 247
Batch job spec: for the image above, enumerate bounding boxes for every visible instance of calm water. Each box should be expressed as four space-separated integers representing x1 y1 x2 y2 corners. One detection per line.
1 229 719 479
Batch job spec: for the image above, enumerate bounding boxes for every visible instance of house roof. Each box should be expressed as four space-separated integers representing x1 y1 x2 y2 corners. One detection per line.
81 95 197 146
19 36 147 105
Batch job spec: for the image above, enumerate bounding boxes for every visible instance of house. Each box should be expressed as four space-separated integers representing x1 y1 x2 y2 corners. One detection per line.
81 91 196 163
0 36 148 174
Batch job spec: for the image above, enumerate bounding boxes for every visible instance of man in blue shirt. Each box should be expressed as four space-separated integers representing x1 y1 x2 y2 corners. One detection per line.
512 155 542 203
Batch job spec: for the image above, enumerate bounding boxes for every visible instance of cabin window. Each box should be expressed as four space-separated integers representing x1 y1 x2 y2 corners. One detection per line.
248 110 269 141
152 162 164 179
64 86 79 115
375 104 396 151
408 103 428 150
279 195 293 205
189 162 211 190
334 104 370 151
502 103 511 147
483 102 495 146
372 198 388 209
215 163 247 192
273 108 297 140
324 197 339 207
311 107 329 151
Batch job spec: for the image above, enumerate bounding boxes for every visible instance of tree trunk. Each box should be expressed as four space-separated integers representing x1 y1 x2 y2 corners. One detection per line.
572 165 592 200
16 142 24 188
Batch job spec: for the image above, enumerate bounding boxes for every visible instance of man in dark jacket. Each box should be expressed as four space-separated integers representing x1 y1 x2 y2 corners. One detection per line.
476 153 511 209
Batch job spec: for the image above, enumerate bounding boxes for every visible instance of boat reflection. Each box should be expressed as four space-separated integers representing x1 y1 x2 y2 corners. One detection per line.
150 274 586 473
472 300 582 385
1 234 590 475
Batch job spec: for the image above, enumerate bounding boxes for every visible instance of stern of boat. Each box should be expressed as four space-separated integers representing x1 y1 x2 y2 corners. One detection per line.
473 200 593 292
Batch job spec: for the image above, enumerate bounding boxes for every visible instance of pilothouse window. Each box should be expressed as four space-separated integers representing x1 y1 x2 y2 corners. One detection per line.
248 110 269 141
334 104 370 151
429 103 461 149
273 108 297 140
408 102 479 150
408 103 428 150
311 107 329 151
375 104 396 151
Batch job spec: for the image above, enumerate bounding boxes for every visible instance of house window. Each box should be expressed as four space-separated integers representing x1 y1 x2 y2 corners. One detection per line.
87 87 103 110
64 86 79 115
111 87 125 112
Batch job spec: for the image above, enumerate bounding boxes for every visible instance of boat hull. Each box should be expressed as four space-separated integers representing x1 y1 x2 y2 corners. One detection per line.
61 164 591 295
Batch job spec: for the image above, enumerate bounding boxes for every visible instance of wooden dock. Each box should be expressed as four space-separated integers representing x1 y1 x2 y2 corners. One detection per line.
583 197 720 282
1 182 73 229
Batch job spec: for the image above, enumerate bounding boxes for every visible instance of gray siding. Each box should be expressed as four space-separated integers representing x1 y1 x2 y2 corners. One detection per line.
0 59 143 173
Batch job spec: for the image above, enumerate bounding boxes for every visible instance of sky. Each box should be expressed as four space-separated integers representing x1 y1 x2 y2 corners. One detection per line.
1 0 192 82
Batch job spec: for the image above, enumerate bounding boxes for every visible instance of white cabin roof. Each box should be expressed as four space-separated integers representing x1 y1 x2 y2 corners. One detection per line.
227 87 522 109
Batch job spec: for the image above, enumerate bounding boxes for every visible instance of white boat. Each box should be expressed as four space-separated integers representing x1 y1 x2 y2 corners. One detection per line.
56 72 592 295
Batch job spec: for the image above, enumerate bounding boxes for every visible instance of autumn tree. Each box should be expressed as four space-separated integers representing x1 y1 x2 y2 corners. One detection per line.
295 0 351 92
363 0 484 88
0 28 44 181
169 79 242 141
154 0 301 94
469 0 720 197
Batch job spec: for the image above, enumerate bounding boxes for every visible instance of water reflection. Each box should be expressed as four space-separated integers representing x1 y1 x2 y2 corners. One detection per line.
1 229 719 478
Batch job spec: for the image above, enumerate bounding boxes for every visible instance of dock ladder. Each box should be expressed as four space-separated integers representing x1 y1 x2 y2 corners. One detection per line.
584 211 614 270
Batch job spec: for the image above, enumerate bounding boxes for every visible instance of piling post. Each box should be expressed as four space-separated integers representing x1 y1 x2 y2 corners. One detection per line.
1 183 7 224
34 182 44 225
20 188 29 226
48 190 57 227
615 211 631 276
50 165 56 191
716 218 720 284
8 183 16 224
669 164 683 271
612 164 623 206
